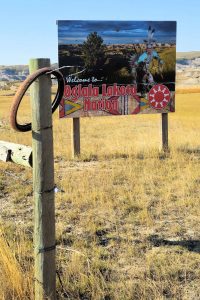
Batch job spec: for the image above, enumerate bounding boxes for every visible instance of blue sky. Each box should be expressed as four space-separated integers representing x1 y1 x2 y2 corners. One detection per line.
0 0 199 65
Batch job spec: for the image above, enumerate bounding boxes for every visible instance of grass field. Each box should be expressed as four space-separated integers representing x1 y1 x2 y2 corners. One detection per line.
0 87 200 299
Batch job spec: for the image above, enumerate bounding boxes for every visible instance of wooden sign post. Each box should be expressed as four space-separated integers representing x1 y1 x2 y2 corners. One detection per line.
161 113 169 151
29 58 56 300
72 117 80 158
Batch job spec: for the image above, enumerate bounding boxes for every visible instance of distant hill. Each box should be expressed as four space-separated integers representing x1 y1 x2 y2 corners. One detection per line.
0 65 29 82
177 51 200 59
0 53 200 88
176 52 200 87
0 65 28 71
0 63 58 83
0 63 58 71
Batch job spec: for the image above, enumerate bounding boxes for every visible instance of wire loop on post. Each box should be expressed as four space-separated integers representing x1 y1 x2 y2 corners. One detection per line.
10 67 65 132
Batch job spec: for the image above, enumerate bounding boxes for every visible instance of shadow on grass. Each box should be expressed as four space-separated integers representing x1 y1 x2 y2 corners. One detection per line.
148 235 200 253
178 145 200 155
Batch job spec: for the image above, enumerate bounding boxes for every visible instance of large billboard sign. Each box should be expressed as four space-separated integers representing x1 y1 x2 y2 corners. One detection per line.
57 20 176 118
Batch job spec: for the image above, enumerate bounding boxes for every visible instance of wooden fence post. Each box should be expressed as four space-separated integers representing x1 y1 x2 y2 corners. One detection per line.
161 113 169 151
29 58 56 300
72 117 80 158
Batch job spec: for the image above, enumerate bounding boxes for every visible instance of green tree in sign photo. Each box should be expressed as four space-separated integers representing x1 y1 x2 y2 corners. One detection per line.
82 32 105 70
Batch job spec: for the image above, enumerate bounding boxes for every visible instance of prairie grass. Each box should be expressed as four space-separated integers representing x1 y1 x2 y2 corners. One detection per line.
0 226 34 299
176 86 200 94
0 87 200 299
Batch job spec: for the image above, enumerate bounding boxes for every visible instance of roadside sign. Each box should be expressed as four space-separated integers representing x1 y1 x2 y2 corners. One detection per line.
57 20 176 118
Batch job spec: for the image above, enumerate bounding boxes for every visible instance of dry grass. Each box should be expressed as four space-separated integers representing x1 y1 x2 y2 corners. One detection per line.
0 86 200 299
176 86 200 94
0 226 34 299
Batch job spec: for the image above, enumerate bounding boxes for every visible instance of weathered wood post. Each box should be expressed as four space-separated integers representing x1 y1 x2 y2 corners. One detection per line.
29 58 56 299
161 113 169 151
72 117 80 158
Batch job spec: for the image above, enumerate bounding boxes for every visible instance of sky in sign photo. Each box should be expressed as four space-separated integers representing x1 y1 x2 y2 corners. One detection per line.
58 21 176 45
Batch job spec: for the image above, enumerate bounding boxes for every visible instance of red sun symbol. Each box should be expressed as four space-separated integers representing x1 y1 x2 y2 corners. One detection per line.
148 84 171 110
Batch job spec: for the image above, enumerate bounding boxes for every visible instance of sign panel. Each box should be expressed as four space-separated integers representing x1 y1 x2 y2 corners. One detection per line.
57 20 176 118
